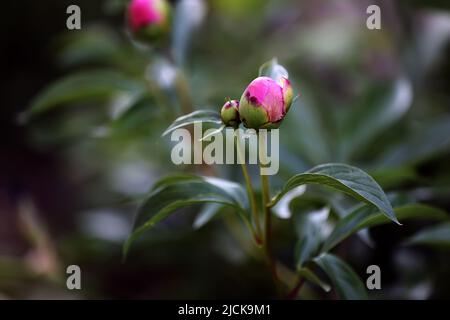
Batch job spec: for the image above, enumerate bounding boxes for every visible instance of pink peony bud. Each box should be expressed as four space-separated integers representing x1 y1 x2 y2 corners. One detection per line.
127 0 170 43
220 100 240 128
239 76 294 129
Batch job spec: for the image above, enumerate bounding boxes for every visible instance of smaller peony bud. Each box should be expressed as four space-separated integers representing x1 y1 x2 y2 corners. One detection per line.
239 76 294 129
127 0 170 44
220 100 240 128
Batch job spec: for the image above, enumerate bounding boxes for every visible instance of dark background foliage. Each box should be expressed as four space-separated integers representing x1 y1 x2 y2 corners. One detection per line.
0 0 449 299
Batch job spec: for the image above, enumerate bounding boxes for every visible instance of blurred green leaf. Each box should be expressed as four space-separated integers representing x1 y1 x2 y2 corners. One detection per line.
283 98 332 165
295 207 329 268
124 174 249 257
376 115 450 167
103 0 128 15
322 203 448 252
200 125 226 141
162 110 222 136
108 94 161 137
405 222 450 248
26 70 145 118
314 253 368 300
0 258 36 282
370 166 420 189
193 203 224 229
298 267 331 292
339 78 412 161
212 0 267 18
57 27 122 67
270 163 399 224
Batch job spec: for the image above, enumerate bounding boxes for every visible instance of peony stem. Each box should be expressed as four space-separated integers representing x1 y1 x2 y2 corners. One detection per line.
235 130 262 244
260 173 278 282
286 277 305 299
174 69 194 114
258 131 278 285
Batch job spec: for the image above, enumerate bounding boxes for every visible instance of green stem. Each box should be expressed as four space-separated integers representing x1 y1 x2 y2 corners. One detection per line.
174 70 194 114
235 130 262 244
258 131 278 284
286 277 305 299
147 81 173 123
261 173 277 281
158 48 193 115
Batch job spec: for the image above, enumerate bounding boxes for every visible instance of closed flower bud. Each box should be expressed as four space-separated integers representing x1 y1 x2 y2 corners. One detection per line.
239 76 294 129
127 0 170 44
221 100 240 128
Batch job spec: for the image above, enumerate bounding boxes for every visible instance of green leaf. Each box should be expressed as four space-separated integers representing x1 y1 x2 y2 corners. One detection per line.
314 253 367 300
0 258 37 282
282 97 332 165
298 267 331 292
376 115 450 167
339 78 412 161
405 222 450 248
322 204 448 252
57 27 123 67
270 163 399 224
107 93 160 136
162 110 222 137
193 203 223 229
123 174 249 257
200 125 226 142
370 166 420 189
25 70 145 118
258 57 289 82
295 207 329 268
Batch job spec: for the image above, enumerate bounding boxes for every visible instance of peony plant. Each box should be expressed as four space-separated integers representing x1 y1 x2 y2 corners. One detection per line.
122 58 418 299
25 1 450 300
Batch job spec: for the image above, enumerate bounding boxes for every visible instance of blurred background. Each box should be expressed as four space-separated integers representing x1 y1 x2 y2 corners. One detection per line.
1 0 450 299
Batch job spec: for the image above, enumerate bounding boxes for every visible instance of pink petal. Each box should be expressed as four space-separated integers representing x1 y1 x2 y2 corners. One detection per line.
245 77 285 122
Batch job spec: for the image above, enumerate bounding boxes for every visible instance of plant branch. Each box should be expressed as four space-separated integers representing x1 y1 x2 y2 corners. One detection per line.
286 277 305 300
235 130 262 244
174 70 194 114
258 131 278 284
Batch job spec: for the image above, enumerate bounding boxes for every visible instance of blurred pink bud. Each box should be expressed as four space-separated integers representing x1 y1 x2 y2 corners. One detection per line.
127 0 170 43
